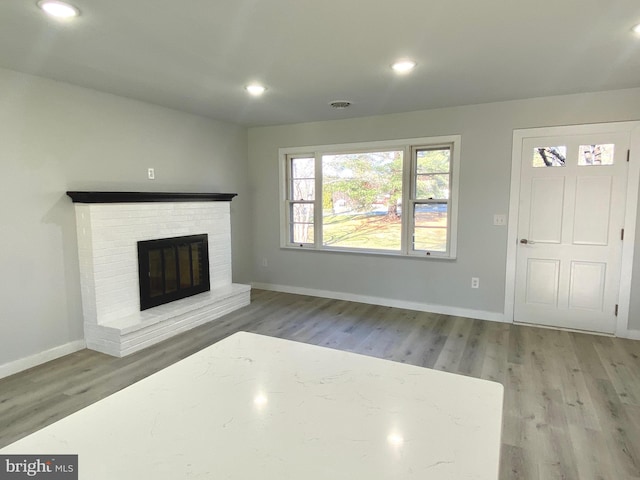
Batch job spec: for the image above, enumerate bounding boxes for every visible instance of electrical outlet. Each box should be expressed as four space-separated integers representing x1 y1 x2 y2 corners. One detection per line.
471 277 480 289
148 168 155 180
493 214 506 226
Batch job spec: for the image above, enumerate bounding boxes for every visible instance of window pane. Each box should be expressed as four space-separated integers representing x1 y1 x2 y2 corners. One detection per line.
290 156 315 201
417 148 450 174
413 204 447 252
416 174 449 199
292 224 314 244
578 144 614 166
414 228 447 252
533 146 566 167
291 157 314 178
292 179 314 200
322 150 403 251
290 203 314 244
292 203 313 222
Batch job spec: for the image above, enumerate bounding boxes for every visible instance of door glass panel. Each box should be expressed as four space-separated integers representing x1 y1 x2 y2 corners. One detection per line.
578 144 614 166
532 146 567 167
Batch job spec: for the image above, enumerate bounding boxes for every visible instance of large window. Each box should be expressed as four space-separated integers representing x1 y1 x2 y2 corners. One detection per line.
323 150 404 250
281 136 460 258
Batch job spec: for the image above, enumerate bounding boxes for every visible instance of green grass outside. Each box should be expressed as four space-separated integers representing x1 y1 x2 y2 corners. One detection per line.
322 213 446 251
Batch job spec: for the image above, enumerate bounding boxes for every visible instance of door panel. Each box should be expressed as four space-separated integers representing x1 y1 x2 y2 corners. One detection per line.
525 259 560 306
568 261 606 311
514 131 629 333
529 177 564 243
572 176 611 245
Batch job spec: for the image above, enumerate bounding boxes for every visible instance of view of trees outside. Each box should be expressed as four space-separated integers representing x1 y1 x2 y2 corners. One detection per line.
322 150 403 250
288 147 452 252
413 148 450 252
290 156 314 244
532 144 614 168
533 146 567 167
579 144 614 165
416 148 450 198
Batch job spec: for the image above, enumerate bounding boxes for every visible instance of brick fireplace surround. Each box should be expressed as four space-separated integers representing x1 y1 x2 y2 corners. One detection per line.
67 192 251 357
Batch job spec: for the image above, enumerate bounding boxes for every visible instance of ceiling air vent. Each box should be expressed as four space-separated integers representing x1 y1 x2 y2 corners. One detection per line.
329 101 352 109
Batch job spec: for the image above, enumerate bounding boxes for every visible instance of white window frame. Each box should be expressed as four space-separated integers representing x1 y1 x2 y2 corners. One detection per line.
284 153 316 248
279 135 461 259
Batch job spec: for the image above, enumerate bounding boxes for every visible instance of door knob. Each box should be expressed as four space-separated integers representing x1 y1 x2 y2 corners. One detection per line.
520 239 535 244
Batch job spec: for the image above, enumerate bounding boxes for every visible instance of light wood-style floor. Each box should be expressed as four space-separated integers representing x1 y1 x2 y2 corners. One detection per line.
2 289 640 479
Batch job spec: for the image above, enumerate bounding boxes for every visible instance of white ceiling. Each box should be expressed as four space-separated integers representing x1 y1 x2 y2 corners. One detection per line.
1 0 639 127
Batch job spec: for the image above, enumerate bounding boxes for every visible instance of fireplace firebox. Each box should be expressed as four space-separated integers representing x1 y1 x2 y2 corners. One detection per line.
138 234 210 310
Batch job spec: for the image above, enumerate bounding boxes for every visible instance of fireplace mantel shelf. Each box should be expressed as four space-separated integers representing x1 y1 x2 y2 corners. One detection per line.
66 191 237 204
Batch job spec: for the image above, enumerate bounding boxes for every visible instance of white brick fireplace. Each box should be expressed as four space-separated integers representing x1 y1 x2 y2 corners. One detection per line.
68 192 251 357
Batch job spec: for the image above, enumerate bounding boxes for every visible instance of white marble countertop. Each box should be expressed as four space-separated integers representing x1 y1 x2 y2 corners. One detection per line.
1 332 504 479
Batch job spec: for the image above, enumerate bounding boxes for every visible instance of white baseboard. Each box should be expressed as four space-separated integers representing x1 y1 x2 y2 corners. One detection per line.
619 329 640 341
252 282 506 323
0 340 86 380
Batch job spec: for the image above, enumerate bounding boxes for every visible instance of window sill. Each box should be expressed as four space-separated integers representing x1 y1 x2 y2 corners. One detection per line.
281 245 457 260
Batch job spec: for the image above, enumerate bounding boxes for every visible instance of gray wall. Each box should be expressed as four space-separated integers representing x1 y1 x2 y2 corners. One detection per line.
0 68 251 366
248 88 640 326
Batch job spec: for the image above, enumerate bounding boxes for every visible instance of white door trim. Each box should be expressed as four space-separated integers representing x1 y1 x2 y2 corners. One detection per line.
505 121 640 337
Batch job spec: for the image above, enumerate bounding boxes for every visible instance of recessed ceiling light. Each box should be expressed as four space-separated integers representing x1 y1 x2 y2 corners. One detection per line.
37 0 80 18
633 23 640 35
245 84 266 96
391 60 417 74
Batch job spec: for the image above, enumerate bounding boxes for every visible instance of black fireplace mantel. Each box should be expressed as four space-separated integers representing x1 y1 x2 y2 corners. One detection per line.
66 191 237 204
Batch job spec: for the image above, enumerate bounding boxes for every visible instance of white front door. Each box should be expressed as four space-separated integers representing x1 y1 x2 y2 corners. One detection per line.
514 128 630 333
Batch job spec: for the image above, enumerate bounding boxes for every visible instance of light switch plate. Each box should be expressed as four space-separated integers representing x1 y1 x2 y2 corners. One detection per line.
493 214 506 226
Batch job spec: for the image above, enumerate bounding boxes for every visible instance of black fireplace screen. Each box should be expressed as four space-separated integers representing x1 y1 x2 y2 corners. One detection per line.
137 234 210 310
